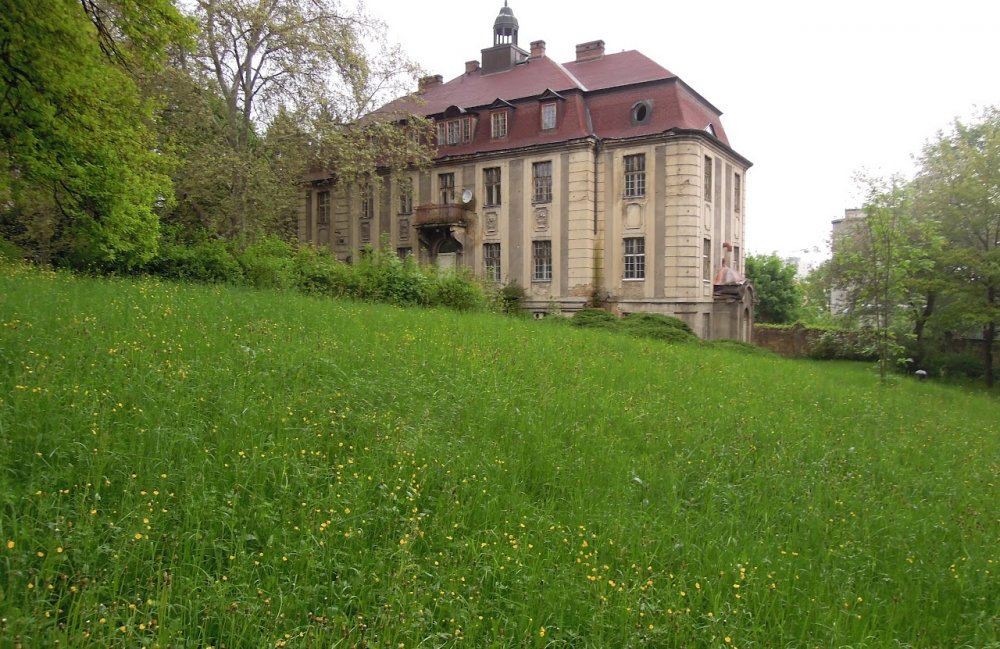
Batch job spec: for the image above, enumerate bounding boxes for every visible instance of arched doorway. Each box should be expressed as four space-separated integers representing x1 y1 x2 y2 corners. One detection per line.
435 236 462 271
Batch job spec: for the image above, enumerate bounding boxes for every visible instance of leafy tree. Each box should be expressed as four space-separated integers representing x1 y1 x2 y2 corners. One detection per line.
0 0 190 268
831 177 916 380
745 253 802 324
171 0 434 240
799 259 835 324
914 107 1000 387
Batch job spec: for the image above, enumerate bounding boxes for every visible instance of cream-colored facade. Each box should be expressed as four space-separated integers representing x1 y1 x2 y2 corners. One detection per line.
299 6 753 341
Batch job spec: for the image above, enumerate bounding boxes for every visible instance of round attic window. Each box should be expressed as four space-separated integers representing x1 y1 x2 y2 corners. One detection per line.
631 101 651 125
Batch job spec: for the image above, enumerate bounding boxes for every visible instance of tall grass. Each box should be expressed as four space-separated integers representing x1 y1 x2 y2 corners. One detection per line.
1 262 998 648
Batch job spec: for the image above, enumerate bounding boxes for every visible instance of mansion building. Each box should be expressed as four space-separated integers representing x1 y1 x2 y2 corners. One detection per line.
299 3 754 340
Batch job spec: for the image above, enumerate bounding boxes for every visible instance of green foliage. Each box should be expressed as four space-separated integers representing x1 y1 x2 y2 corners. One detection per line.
620 312 698 343
234 237 297 289
571 307 620 329
147 235 244 284
914 106 1000 386
3 266 999 647
570 309 699 344
807 328 880 361
496 282 527 315
0 0 188 269
745 254 802 323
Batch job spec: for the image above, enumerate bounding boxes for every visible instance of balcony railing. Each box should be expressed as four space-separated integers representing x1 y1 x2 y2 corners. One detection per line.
414 204 467 227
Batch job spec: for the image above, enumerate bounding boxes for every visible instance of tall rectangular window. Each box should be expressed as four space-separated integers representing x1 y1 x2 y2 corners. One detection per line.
447 120 461 145
532 240 552 281
484 167 501 207
704 156 713 202
317 190 330 224
483 242 501 283
491 111 508 138
624 154 646 198
734 173 742 213
532 161 552 203
733 245 741 272
399 178 413 214
462 116 472 143
396 247 412 259
361 184 374 220
439 173 455 204
703 238 712 282
541 103 557 130
623 237 645 279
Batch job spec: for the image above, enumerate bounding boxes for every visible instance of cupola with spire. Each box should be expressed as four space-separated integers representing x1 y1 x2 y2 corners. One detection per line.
493 1 518 45
481 2 528 74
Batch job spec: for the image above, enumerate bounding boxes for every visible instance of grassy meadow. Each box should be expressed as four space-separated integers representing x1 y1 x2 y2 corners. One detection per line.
1 262 998 648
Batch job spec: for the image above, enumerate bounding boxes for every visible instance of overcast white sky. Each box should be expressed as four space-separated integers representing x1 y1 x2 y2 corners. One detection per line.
362 0 1000 269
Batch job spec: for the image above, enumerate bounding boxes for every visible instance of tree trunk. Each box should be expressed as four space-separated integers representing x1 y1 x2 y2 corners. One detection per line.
986 286 996 388
912 292 935 368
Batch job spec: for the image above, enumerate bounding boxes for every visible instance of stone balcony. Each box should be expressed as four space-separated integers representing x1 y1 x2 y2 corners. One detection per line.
414 204 468 227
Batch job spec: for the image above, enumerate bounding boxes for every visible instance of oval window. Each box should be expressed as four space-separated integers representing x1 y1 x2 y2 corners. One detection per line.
632 101 651 125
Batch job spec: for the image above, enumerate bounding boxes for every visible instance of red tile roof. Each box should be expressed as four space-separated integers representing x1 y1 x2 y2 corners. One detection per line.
562 50 675 90
378 48 733 152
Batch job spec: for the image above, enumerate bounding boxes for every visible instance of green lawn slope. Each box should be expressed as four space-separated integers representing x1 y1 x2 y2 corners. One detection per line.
1 263 998 648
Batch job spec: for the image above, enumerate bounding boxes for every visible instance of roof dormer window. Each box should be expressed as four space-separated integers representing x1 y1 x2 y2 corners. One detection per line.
541 103 557 130
436 115 474 146
491 110 509 139
631 101 652 126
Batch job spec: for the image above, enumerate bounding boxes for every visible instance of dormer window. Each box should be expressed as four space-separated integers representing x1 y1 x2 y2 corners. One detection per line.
436 115 473 146
491 110 508 139
631 101 652 126
541 103 557 130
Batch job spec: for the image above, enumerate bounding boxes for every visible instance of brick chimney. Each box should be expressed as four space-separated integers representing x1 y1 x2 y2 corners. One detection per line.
575 40 605 62
530 40 546 58
418 74 443 92
465 60 480 73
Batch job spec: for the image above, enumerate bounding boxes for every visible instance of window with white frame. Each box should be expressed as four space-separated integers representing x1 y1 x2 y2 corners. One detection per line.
399 178 413 214
436 116 473 146
491 110 508 138
623 237 645 279
439 173 455 204
484 167 501 207
483 242 501 283
624 154 646 198
541 103 557 130
532 240 552 281
532 161 552 203
317 190 330 224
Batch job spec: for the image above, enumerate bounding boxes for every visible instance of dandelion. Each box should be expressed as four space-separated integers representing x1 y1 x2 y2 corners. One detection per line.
539 626 546 637
5 540 13 549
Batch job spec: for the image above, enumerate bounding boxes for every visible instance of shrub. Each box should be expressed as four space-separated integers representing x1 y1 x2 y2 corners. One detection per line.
807 329 879 361
148 239 243 284
571 308 620 329
427 268 487 311
0 237 26 263
289 246 357 298
495 282 526 315
620 312 698 343
236 237 296 289
923 350 986 380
